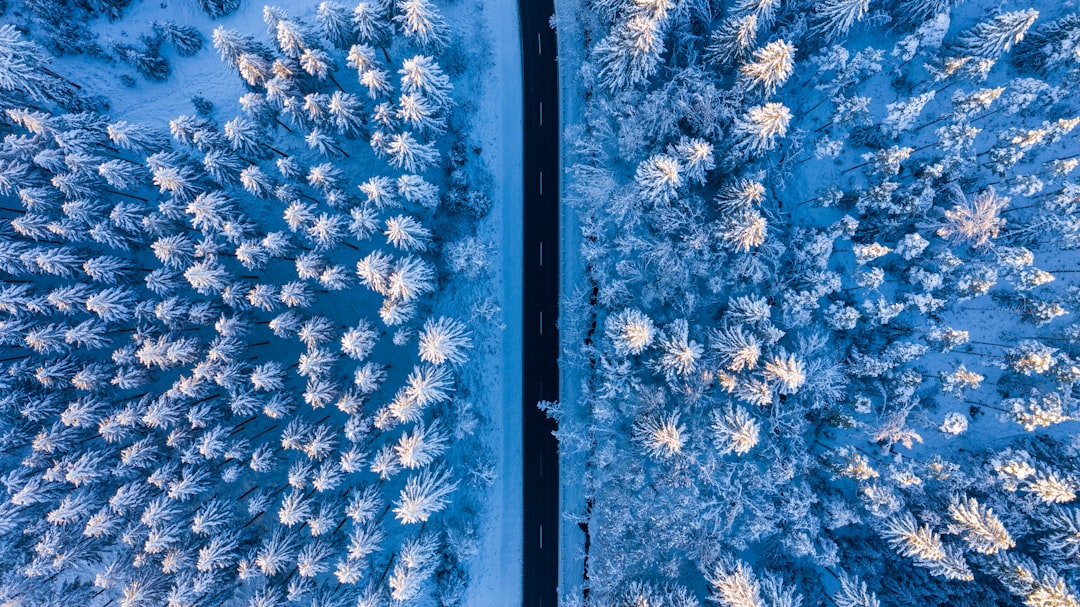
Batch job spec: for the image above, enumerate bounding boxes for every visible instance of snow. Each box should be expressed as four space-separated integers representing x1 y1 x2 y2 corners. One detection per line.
458 0 524 603
553 0 588 602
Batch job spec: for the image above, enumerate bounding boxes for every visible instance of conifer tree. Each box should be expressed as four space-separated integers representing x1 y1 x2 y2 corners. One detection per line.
594 14 667 91
948 496 1015 555
732 102 791 158
0 25 78 104
632 411 686 459
154 22 204 57
394 0 451 51
740 40 795 96
956 10 1039 58
812 0 871 42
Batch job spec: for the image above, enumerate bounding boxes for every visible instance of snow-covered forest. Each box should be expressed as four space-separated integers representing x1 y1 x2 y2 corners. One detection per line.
0 0 511 605
5 0 1080 602
553 0 1080 605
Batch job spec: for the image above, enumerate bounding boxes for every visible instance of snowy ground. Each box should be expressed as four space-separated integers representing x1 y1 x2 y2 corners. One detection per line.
553 0 587 602
460 0 524 603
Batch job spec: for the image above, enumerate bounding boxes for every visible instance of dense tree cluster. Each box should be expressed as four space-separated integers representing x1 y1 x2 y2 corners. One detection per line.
558 0 1080 604
0 1 496 605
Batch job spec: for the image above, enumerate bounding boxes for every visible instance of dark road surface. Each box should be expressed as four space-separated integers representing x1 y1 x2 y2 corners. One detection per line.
519 0 560 605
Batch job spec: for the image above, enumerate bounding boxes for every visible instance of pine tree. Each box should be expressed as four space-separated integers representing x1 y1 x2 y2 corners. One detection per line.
327 90 365 135
198 0 240 17
392 466 457 523
631 411 685 459
114 39 171 82
0 24 75 104
395 0 451 51
341 321 378 360
154 21 204 57
732 102 791 158
594 14 666 91
396 92 445 135
399 55 453 109
605 308 657 356
417 316 472 365
740 40 795 96
396 174 440 207
384 132 439 172
812 0 870 42
1013 15 1080 74
1024 472 1077 504
395 420 448 469
706 14 758 68
710 326 760 372
634 154 682 204
654 319 703 382
710 405 760 455
762 350 805 394
833 573 880 607
936 188 1007 247
386 255 435 303
352 2 392 46
894 0 963 28
956 10 1039 58
720 209 768 252
948 496 1015 555
706 556 765 607
990 553 1080 607
317 1 355 48
212 27 268 68
671 137 715 185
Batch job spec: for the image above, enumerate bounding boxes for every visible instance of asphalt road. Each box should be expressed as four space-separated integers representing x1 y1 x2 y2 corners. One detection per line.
518 0 560 605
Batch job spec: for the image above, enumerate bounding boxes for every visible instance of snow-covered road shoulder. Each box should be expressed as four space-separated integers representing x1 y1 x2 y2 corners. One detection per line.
461 0 524 604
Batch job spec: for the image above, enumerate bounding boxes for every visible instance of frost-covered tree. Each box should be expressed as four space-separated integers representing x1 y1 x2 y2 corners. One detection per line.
671 137 715 184
634 154 682 204
895 0 963 28
383 132 439 172
653 319 703 382
394 0 450 51
396 92 445 134
632 411 686 459
0 24 76 104
393 466 457 523
740 40 795 96
881 512 975 580
706 14 759 66
956 10 1039 59
593 14 667 91
710 405 759 455
812 0 870 42
395 420 448 469
948 496 1015 555
762 350 805 394
154 22 204 57
1013 14 1080 74
936 188 1007 247
732 102 791 158
399 55 453 109
353 2 392 46
316 1 355 48
417 316 472 365
606 308 657 356
833 574 880 607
